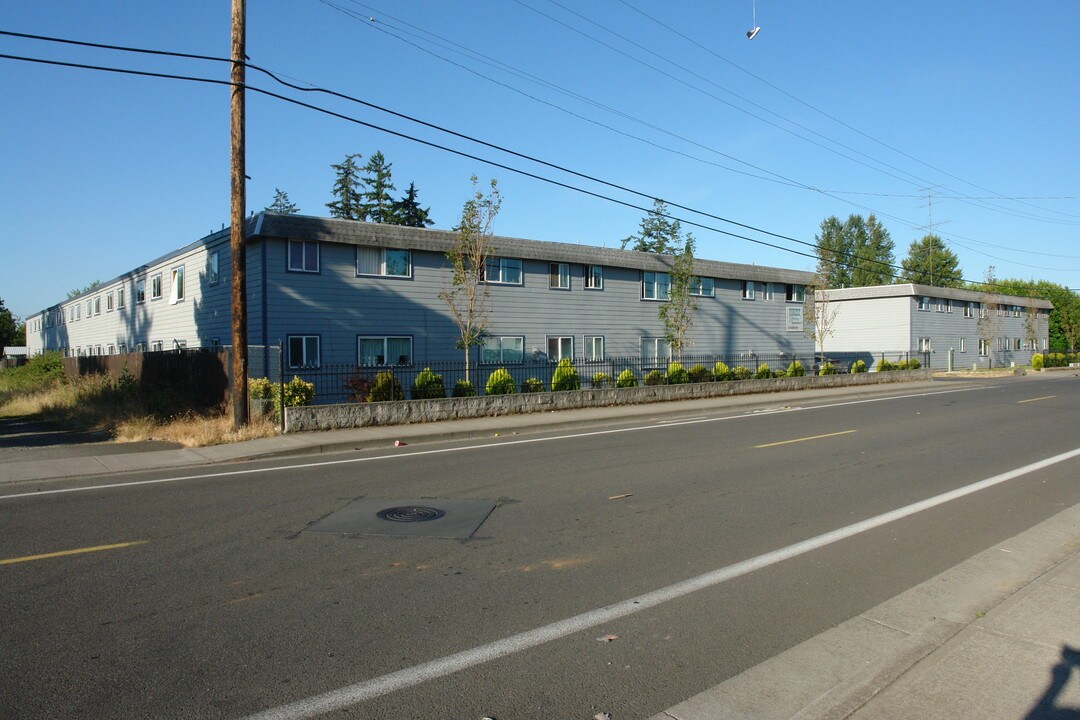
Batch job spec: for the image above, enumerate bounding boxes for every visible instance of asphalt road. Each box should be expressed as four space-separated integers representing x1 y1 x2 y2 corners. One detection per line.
2 375 1079 719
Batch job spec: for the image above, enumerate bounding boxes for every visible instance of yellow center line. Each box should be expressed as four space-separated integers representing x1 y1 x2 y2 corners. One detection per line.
1017 395 1056 404
0 540 149 566
755 429 857 449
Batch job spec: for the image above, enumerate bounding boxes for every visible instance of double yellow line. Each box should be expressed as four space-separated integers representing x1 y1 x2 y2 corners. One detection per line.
0 540 148 566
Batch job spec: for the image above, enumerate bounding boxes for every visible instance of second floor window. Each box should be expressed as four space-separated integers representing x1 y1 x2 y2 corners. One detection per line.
689 277 714 297
585 265 603 289
786 284 805 302
483 257 522 285
643 271 670 300
549 263 570 289
288 240 320 272
151 274 163 300
357 247 411 277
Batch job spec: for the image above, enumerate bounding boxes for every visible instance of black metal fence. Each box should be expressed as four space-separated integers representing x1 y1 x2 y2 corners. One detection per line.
285 350 920 405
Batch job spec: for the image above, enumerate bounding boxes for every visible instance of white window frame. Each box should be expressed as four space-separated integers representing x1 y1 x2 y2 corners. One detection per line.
106 292 115 312
288 240 320 273
151 341 163 352
689 276 715 297
93 297 101 315
356 246 412 278
546 336 574 361
959 337 966 353
937 299 945 312
208 251 220 285
136 278 146 304
483 257 523 285
357 336 413 367
918 297 930 311
585 335 604 361
785 284 805 303
641 336 672 364
742 280 756 300
481 336 524 364
964 302 975 318
151 273 163 300
918 337 932 352
585 265 603 290
117 287 125 309
288 335 320 369
549 262 570 290
642 271 671 301
170 265 185 304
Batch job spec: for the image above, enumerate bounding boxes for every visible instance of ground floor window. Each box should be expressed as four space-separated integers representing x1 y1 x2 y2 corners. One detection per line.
481 336 524 364
288 335 320 369
547 336 573 361
585 335 604 361
978 338 990 356
641 337 671 363
958 337 966 353
358 336 411 366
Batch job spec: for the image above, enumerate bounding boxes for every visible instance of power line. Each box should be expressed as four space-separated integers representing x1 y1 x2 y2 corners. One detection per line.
1 48 1073 291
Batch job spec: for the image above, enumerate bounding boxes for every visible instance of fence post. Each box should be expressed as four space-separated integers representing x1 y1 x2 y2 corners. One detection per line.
278 340 285 432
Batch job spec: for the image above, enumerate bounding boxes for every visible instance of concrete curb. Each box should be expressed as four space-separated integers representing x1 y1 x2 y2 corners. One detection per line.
650 501 1080 720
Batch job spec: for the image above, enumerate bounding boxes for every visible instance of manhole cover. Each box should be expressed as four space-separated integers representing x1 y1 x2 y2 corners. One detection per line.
377 506 446 523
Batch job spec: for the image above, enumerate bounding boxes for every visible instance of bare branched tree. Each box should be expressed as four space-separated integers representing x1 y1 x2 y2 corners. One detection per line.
439 176 502 385
804 276 839 358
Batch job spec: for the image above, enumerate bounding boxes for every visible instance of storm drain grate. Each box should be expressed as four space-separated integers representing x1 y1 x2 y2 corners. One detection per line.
304 498 496 539
376 506 446 523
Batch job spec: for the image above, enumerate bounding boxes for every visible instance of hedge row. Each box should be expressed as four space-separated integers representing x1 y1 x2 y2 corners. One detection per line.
1032 352 1079 370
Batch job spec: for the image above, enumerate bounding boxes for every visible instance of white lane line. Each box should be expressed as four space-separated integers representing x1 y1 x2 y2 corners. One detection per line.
656 416 708 424
0 384 993 502
241 445 1080 720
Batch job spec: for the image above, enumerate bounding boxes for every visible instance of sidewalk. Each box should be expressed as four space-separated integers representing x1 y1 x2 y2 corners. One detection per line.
651 500 1080 720
0 380 943 485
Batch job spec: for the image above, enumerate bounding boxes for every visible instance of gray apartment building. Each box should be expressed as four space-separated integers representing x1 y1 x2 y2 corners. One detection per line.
26 214 818 371
820 284 1052 370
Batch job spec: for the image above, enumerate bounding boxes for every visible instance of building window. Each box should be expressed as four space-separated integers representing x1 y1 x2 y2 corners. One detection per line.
69 306 75 322
136 279 146 304
946 300 953 313
288 335 320 369
481 336 524 364
1013 306 1021 318
288 240 320 273
174 340 187 350
585 335 604 361
117 287 125 309
1014 337 1022 351
937 299 945 312
785 284 804 303
170 266 185 304
919 337 932 352
641 337 671 363
118 343 127 354
106 292 115 312
642 271 671 300
742 281 756 300
208 251 220 285
979 303 987 319
959 337 966 353
964 302 975 318
547 336 573 361
357 246 411 277
151 273 163 300
358 336 413 366
549 263 570 290
918 297 930 311
689 277 715 297
151 341 163 352
483 257 522 285
107 344 115 355
585 265 603 290
136 342 146 353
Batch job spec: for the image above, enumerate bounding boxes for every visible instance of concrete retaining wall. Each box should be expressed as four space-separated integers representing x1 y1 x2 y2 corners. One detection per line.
284 369 932 432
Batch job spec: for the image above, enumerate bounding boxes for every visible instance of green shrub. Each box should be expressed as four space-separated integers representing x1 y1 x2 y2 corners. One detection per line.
249 375 314 422
876 359 895 372
368 371 404 402
713 361 733 381
643 369 665 386
1031 353 1044 370
520 377 545 393
896 359 910 370
615 369 638 388
907 358 921 370
732 365 752 381
249 377 273 400
786 360 805 377
850 359 867 373
551 357 580 391
688 364 712 383
485 367 517 395
666 361 689 385
591 372 614 388
451 379 477 397
411 368 445 399
818 362 838 375
754 363 773 380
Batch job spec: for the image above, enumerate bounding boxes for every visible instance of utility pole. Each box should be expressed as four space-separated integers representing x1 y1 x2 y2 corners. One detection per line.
916 186 949 286
230 0 248 426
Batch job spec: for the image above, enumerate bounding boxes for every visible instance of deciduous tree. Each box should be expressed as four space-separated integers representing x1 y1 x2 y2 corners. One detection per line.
659 234 698 358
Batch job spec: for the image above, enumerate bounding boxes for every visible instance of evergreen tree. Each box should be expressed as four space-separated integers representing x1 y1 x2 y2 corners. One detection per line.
326 153 364 220
621 199 681 254
814 216 853 288
0 298 21 348
391 182 434 227
900 234 963 288
359 151 396 224
265 188 299 214
850 214 895 286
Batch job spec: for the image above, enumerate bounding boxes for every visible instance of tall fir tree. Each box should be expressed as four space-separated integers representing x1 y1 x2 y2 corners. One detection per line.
265 188 299 214
621 199 681 254
850 214 895 286
814 216 853 288
359 151 396 224
900 234 963 288
326 153 364 220
390 182 434 227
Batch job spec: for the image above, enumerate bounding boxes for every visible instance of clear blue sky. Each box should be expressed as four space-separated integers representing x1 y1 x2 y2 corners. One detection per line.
4 1 1079 320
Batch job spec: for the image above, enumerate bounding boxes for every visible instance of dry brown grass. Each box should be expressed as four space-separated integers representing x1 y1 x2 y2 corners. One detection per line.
114 413 279 446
